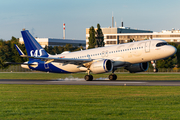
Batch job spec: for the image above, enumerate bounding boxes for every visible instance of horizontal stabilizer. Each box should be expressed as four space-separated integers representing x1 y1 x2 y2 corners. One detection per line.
15 44 24 56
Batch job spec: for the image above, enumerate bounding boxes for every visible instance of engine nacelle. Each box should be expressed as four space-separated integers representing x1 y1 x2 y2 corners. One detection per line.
125 62 149 73
90 59 113 74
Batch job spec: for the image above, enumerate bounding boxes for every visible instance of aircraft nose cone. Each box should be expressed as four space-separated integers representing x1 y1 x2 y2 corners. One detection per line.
169 46 177 55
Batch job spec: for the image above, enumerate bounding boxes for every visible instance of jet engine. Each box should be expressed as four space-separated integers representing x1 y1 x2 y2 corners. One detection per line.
90 59 113 74
125 62 149 73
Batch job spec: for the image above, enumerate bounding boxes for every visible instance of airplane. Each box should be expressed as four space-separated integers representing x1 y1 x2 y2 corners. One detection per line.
14 29 177 81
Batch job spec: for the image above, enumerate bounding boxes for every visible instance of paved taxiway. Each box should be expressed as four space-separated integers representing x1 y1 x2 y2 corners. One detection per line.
0 79 180 86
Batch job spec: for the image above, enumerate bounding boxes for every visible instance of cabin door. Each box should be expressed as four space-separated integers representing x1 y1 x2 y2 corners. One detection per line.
145 41 151 52
44 62 49 69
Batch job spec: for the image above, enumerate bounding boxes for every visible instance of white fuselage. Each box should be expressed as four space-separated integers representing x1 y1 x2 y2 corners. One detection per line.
41 39 176 73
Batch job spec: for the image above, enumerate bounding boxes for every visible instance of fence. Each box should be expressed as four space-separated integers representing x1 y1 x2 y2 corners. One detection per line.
0 65 33 72
1 65 180 73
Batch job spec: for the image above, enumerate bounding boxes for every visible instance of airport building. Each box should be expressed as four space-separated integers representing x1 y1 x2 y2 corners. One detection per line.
86 27 180 49
86 26 153 48
153 29 180 43
19 37 86 48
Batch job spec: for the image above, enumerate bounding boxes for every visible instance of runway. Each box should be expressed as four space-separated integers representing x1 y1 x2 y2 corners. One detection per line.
0 79 180 86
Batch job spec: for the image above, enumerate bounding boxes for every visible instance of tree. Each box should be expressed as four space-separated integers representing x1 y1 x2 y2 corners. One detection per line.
88 26 96 49
95 24 104 47
0 37 29 69
44 44 84 55
129 39 134 42
176 44 180 67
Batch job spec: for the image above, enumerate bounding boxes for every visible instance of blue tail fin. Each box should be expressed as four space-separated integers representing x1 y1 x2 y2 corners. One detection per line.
21 30 49 60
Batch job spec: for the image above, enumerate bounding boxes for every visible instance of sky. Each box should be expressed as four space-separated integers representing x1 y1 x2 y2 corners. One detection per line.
1 0 180 40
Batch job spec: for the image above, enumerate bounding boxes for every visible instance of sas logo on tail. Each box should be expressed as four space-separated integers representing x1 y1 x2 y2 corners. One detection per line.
30 49 44 57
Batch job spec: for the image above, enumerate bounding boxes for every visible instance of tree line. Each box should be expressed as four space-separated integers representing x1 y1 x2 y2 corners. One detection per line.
0 37 27 69
44 44 84 55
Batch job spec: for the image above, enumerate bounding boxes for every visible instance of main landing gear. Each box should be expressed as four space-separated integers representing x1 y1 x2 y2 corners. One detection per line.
84 70 93 81
151 60 158 72
108 68 117 80
108 74 117 81
84 75 93 81
84 69 117 81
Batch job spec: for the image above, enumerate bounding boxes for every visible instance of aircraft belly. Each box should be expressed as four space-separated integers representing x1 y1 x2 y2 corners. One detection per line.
111 57 125 67
51 62 81 73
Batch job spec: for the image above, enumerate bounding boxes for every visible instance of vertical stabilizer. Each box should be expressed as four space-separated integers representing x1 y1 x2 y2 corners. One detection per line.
21 30 49 60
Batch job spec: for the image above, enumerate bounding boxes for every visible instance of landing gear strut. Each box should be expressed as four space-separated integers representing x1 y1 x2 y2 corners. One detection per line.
109 68 117 81
151 60 158 72
84 70 93 81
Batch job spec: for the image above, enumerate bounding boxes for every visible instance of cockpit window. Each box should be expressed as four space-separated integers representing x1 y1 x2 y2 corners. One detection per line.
156 42 168 47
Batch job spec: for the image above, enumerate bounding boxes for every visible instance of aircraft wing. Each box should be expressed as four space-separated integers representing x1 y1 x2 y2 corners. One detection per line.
20 55 93 65
5 62 35 65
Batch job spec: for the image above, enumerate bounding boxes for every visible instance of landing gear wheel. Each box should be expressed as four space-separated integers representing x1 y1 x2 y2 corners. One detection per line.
89 75 93 80
109 74 117 81
84 75 93 81
114 74 117 80
153 68 158 72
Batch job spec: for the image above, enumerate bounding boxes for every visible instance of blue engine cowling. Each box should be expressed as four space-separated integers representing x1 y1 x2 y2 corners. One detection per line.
90 59 113 74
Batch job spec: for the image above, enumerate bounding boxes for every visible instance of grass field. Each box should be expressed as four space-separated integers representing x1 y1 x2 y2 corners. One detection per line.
0 72 180 80
0 85 180 119
1 73 180 119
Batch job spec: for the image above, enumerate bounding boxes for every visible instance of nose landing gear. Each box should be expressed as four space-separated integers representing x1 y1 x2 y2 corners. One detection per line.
151 60 158 72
